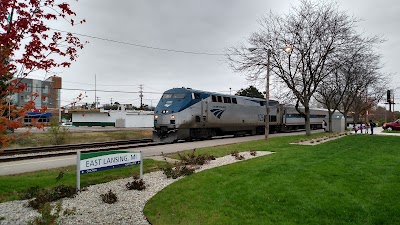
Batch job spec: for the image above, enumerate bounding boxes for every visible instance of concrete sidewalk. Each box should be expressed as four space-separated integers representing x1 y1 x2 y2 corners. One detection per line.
351 126 400 136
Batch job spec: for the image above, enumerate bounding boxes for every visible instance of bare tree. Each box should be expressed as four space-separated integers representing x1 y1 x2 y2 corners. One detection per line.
315 35 385 131
227 0 359 135
337 48 386 126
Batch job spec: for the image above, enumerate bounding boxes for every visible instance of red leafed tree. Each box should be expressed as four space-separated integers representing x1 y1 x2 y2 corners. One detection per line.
0 0 85 148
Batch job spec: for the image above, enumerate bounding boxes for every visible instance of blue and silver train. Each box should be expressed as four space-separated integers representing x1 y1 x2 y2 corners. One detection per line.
153 87 329 142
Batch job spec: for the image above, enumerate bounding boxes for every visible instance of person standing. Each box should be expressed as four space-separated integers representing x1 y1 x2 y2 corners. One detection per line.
322 120 327 132
353 122 358 134
359 122 363 134
369 120 376 135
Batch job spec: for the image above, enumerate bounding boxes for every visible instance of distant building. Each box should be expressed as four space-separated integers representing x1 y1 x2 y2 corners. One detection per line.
12 76 62 109
68 105 154 128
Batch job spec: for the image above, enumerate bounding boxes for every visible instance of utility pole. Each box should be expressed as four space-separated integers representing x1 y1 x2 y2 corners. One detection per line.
110 98 113 105
96 96 100 109
139 84 143 110
94 74 97 109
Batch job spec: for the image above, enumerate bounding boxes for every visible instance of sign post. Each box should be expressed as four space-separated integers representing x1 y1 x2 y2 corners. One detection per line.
77 150 81 191
76 150 142 191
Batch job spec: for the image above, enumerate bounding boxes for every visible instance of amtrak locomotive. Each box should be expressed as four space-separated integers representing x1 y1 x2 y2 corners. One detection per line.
153 87 328 142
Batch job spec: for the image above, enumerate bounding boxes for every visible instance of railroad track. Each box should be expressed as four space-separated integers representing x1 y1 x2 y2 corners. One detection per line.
0 139 166 163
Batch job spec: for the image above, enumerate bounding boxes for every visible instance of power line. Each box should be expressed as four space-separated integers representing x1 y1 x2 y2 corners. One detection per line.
51 28 225 56
61 88 162 94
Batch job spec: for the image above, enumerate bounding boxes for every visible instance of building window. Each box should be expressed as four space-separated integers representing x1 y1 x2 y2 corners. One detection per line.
43 85 49 94
24 83 31 92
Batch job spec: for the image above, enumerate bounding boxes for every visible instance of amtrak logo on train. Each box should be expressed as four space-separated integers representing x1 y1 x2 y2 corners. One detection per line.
164 100 173 107
210 108 225 119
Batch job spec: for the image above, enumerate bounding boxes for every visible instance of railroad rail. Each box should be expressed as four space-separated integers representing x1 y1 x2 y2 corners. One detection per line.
0 139 163 163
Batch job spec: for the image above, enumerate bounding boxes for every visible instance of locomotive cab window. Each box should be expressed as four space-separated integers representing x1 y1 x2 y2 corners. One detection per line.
212 95 217 102
232 98 237 104
193 93 200 99
173 93 186 99
223 97 231 103
162 93 173 99
217 96 223 102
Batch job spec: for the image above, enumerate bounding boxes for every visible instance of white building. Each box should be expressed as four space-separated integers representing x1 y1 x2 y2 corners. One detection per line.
69 105 153 128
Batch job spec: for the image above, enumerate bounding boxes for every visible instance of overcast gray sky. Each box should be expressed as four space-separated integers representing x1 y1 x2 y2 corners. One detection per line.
29 0 400 110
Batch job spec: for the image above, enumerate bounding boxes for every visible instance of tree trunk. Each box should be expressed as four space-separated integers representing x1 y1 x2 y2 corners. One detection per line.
328 111 334 132
343 110 349 129
305 106 311 136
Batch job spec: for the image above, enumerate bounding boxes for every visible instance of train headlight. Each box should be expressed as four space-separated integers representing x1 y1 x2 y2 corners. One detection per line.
170 115 175 119
154 115 158 119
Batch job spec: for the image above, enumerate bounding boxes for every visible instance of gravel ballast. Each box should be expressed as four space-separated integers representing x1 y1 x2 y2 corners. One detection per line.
0 151 272 225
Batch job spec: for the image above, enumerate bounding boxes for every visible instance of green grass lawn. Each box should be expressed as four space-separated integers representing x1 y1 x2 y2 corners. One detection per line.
0 159 168 203
144 135 400 225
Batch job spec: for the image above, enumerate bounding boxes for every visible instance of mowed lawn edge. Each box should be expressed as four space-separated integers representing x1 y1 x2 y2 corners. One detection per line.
144 135 400 225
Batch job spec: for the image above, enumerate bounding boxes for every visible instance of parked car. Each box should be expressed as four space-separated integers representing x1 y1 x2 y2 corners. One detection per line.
382 119 400 131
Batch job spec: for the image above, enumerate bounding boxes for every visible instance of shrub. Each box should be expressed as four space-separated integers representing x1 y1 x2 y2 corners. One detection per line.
51 185 76 199
126 179 146 191
47 119 71 145
236 155 245 160
28 185 76 210
178 149 215 165
20 186 44 200
28 202 62 225
160 162 195 179
230 150 239 157
231 150 245 160
101 190 118 204
250 150 257 156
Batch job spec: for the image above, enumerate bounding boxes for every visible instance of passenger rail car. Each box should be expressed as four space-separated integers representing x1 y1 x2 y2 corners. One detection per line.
153 88 328 142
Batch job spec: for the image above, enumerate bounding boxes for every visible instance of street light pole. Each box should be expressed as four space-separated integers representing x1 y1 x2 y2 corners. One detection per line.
265 49 271 139
249 46 291 139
